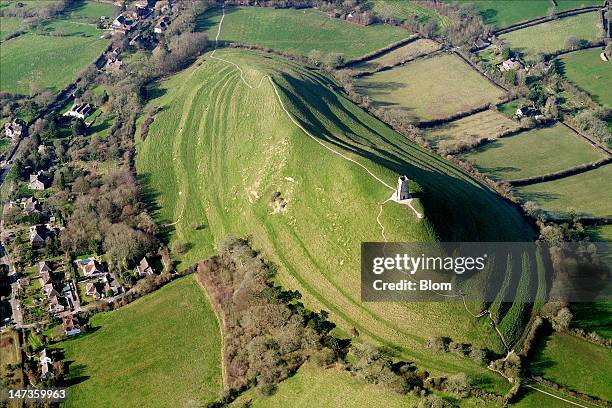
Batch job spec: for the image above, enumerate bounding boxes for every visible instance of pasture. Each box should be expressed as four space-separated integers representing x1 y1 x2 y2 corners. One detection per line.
230 363 418 407
351 38 441 72
196 6 409 60
355 53 507 122
423 109 520 152
517 164 612 218
500 12 601 61
558 48 612 108
136 47 537 392
372 0 449 26
0 16 22 39
587 225 612 242
462 124 605 180
56 276 222 408
528 333 612 401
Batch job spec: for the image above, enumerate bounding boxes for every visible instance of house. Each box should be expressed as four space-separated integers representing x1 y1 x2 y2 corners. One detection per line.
39 262 54 286
135 257 155 277
28 172 47 190
40 349 54 380
63 103 94 120
3 119 25 142
111 14 136 33
79 258 104 277
85 281 104 300
29 225 51 249
105 57 123 72
46 287 67 313
499 58 523 72
473 38 491 50
103 273 123 296
154 16 170 34
23 196 42 214
134 0 151 17
63 314 81 335
515 106 542 118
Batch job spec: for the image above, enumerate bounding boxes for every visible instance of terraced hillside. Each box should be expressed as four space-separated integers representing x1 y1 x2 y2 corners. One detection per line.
136 47 537 388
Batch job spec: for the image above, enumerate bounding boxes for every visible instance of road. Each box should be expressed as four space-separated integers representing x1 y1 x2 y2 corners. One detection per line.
1 201 23 327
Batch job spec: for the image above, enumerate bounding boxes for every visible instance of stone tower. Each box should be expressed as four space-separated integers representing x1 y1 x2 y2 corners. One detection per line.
396 175 411 201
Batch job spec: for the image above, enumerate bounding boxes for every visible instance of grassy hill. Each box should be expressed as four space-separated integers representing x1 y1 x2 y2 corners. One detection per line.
196 6 409 60
56 276 222 408
136 48 537 391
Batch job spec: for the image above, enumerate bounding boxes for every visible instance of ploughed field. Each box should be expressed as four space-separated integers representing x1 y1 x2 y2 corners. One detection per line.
355 53 507 122
461 123 606 181
135 47 538 391
55 277 222 408
196 6 409 60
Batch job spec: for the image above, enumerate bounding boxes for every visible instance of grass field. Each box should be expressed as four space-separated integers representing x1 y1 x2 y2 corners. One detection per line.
587 224 612 242
351 38 441 71
462 124 605 180
0 329 22 385
135 46 538 393
557 48 612 108
0 1 109 94
529 333 612 401
355 53 506 122
571 302 612 338
0 16 22 39
500 12 601 61
196 6 409 60
423 109 520 152
56 277 222 408
230 363 419 407
517 164 612 218
372 0 450 26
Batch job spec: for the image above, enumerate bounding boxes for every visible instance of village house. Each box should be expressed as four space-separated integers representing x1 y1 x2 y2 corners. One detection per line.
3 119 26 142
105 57 124 72
63 313 81 336
85 281 104 300
103 273 123 296
154 15 170 34
23 196 42 215
28 172 47 190
499 58 524 72
40 349 54 380
135 257 155 277
39 262 54 286
473 38 491 51
111 14 137 34
63 103 94 120
29 225 53 249
78 258 104 277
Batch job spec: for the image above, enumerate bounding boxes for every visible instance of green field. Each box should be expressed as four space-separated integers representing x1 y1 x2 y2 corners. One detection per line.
500 12 601 61
423 109 520 152
529 333 612 401
0 16 23 39
197 6 409 60
558 48 612 108
351 38 441 71
0 1 110 94
135 46 539 393
56 277 222 408
517 164 612 218
571 302 612 338
231 363 418 407
355 53 506 122
462 124 605 180
372 0 450 26
587 224 612 242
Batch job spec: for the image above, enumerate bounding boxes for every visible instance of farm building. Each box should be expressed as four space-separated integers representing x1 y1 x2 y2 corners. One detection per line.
63 103 94 120
3 119 25 141
499 58 524 72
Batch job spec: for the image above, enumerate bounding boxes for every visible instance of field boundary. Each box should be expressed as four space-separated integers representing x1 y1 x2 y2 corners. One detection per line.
560 121 612 155
352 49 444 77
494 7 600 35
453 51 510 92
417 103 492 128
342 34 422 67
509 158 612 186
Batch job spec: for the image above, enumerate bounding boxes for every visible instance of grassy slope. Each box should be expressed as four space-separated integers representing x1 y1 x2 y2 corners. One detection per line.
558 48 612 108
351 38 441 71
528 333 612 401
462 124 605 180
136 48 536 391
372 0 450 26
571 302 612 338
517 164 612 218
0 16 22 38
56 277 222 408
197 7 409 60
0 2 109 94
230 363 419 407
500 12 601 60
355 53 506 121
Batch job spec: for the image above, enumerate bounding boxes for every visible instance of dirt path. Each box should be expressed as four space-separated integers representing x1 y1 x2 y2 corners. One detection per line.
525 384 590 408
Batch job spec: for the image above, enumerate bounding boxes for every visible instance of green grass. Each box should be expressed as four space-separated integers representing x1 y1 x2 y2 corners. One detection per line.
462 124 605 180
529 333 612 401
196 6 409 60
355 53 506 122
0 2 110 94
135 47 536 391
496 100 520 118
423 109 520 151
67 0 116 23
557 48 612 108
351 38 441 71
517 164 612 218
571 302 612 338
500 12 601 61
372 0 450 26
55 276 222 408
0 16 23 39
512 384 598 407
230 363 419 407
586 224 612 242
